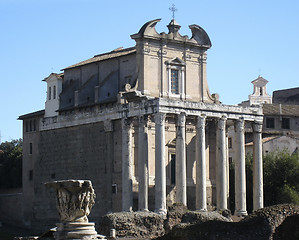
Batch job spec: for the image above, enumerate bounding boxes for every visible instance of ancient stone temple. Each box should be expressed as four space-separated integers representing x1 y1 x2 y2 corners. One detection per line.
19 19 264 231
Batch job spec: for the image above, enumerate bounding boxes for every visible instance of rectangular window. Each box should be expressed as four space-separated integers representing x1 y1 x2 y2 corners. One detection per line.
281 118 290 129
53 85 56 99
48 87 51 100
171 69 179 94
112 184 118 194
171 154 176 185
29 143 32 154
266 117 275 129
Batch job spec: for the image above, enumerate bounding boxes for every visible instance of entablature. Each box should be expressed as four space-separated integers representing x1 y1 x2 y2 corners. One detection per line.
39 98 263 131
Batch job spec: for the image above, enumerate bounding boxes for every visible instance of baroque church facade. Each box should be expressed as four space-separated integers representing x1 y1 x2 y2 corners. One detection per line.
19 19 264 231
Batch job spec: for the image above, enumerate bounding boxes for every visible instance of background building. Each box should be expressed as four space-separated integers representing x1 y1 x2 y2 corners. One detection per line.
236 77 299 156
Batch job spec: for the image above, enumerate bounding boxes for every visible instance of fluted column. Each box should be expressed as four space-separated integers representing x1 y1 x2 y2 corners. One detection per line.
216 116 227 209
234 118 247 216
154 113 167 215
121 118 133 212
253 121 263 210
176 112 187 205
195 115 207 211
138 115 149 211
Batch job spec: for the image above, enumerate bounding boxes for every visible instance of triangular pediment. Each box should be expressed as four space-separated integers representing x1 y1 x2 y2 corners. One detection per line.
251 76 268 87
166 57 186 66
43 73 63 83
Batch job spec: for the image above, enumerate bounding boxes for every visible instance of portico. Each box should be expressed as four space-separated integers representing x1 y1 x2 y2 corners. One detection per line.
119 98 263 215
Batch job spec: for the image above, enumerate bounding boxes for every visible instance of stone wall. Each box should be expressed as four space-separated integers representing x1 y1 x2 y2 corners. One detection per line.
0 189 23 226
31 122 115 233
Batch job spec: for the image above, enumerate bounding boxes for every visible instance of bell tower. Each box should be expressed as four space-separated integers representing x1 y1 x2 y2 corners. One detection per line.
43 73 63 117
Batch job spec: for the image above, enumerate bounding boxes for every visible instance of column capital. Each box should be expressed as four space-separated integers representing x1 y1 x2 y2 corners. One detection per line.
196 115 206 129
154 112 166 126
176 112 186 126
198 51 207 63
121 118 133 129
235 118 245 132
253 121 263 133
217 116 227 130
139 115 150 126
104 120 113 132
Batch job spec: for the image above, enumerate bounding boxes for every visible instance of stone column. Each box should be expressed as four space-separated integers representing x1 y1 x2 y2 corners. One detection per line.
176 112 187 205
253 121 263 210
216 116 227 210
104 120 114 212
121 118 133 212
154 113 167 215
234 118 247 216
195 115 207 211
138 115 149 211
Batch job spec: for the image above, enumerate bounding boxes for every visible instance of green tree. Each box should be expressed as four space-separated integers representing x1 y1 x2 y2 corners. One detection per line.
0 139 23 189
263 150 299 206
229 150 299 213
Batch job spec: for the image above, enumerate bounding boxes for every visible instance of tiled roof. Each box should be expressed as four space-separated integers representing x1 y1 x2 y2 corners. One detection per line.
62 47 136 70
263 104 299 117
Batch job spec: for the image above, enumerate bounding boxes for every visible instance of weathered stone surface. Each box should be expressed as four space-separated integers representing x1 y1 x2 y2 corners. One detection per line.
181 210 232 224
45 180 96 223
164 204 188 233
156 204 299 240
242 203 299 237
97 211 165 238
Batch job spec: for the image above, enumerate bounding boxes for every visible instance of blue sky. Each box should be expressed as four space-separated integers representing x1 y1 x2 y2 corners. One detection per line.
0 0 298 142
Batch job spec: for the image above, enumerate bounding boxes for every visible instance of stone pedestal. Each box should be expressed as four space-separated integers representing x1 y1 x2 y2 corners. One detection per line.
45 180 101 240
55 222 98 240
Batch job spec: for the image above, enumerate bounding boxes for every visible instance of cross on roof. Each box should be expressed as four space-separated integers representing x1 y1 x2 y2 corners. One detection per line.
169 4 178 20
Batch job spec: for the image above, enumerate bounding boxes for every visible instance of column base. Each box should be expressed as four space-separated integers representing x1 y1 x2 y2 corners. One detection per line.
139 209 149 212
155 208 167 216
54 222 100 240
234 209 248 217
197 208 207 212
